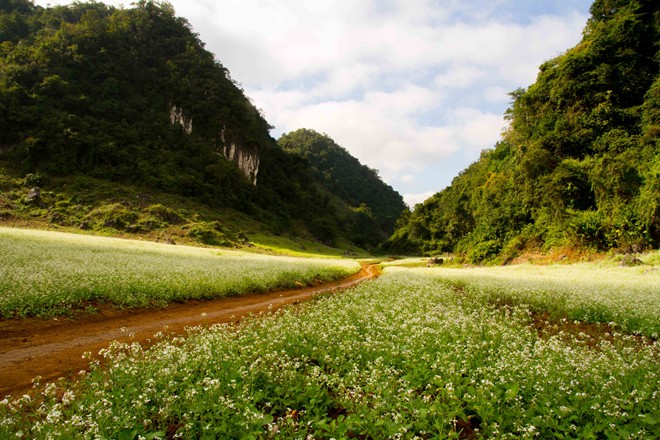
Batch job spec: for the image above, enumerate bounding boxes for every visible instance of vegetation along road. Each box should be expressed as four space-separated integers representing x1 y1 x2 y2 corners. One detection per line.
0 258 379 397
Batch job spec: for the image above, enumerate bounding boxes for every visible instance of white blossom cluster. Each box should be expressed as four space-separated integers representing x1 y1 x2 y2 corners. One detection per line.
1 265 658 438
401 261 660 338
0 228 360 317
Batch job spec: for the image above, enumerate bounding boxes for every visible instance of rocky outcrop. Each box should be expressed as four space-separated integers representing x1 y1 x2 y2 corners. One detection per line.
169 105 192 134
168 105 260 185
219 127 260 185
24 187 44 207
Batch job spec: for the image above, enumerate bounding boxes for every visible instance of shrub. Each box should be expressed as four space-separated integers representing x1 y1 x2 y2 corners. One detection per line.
186 221 232 246
605 208 650 252
465 239 501 264
145 204 185 225
84 203 139 231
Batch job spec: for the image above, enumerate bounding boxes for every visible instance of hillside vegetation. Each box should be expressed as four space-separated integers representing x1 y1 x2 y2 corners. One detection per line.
279 129 406 248
0 0 403 250
385 0 659 262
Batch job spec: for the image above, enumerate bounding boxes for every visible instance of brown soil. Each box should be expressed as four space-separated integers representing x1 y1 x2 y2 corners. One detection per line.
454 417 480 440
0 264 380 397
531 311 656 348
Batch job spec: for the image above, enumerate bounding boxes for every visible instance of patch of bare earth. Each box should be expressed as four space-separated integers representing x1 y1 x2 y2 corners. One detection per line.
530 311 657 349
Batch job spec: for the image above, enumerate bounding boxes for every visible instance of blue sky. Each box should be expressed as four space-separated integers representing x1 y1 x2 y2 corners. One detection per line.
35 0 593 207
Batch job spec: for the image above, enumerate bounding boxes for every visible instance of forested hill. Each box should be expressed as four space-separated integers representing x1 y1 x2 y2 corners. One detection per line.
279 129 407 247
385 0 659 262
0 0 404 249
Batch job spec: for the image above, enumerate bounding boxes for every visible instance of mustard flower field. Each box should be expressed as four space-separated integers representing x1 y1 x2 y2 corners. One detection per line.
1 260 658 439
0 227 360 318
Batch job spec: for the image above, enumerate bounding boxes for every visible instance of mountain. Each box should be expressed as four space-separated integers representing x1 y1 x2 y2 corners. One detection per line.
384 0 659 262
278 129 407 248
0 0 403 249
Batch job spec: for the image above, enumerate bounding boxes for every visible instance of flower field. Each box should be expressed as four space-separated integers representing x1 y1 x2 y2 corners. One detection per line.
395 261 660 338
1 258 658 439
0 227 360 318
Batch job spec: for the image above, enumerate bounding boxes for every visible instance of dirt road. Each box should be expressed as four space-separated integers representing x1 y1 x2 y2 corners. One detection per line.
0 264 380 397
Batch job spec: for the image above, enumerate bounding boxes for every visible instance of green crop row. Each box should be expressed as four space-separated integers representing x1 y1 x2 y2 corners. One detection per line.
2 265 657 439
0 227 360 318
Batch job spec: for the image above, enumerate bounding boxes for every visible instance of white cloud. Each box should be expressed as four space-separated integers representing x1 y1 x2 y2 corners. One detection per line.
434 66 486 90
403 191 436 208
483 86 511 104
399 174 416 184
312 63 380 98
240 2 588 197
449 108 507 157
267 93 458 176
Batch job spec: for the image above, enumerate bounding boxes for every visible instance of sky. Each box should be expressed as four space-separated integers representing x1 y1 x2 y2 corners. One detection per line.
34 0 594 207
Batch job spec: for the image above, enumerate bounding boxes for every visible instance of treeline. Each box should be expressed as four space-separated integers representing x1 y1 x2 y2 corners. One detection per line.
0 0 404 247
385 0 659 262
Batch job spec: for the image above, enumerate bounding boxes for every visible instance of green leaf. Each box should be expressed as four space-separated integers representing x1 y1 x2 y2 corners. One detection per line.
642 414 657 426
504 383 519 401
115 428 138 440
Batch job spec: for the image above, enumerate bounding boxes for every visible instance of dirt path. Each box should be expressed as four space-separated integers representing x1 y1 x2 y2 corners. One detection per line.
0 264 380 397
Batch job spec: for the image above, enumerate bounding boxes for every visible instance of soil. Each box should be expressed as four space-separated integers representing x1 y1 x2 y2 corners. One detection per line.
531 311 656 348
0 264 380 397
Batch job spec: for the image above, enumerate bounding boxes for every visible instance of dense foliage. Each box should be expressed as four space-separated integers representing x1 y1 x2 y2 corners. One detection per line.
0 0 402 248
279 129 406 248
385 0 660 261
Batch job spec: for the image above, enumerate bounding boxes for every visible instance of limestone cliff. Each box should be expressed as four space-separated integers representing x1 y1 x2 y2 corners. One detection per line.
219 128 260 185
169 105 193 134
169 105 260 185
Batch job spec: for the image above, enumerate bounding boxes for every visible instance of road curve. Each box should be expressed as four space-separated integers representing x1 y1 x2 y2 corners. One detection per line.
0 263 380 397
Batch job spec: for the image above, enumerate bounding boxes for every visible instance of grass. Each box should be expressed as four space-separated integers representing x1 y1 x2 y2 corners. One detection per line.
1 259 658 439
0 227 361 318
247 232 369 258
